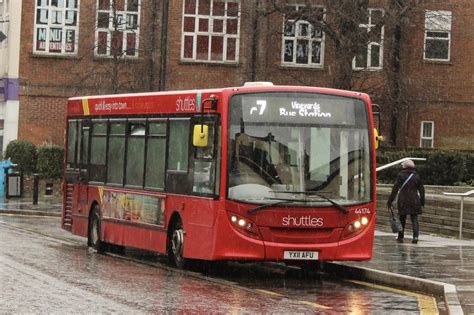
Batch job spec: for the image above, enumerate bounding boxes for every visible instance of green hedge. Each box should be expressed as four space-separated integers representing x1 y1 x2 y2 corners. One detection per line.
36 145 64 179
3 141 64 179
4 140 37 175
377 148 474 186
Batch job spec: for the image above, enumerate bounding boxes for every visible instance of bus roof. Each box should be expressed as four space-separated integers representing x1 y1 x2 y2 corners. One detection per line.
68 84 369 101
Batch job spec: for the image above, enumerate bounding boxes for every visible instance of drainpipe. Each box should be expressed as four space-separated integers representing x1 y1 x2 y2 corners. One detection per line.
149 0 158 90
159 0 169 91
250 0 260 82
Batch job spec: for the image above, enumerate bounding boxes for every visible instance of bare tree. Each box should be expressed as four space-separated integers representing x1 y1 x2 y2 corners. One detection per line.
264 0 424 147
64 0 158 96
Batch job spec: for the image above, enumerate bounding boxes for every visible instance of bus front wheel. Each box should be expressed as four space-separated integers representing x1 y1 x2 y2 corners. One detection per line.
88 205 106 253
168 219 186 269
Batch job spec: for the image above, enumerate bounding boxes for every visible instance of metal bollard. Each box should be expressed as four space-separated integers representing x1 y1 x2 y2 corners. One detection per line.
33 174 39 205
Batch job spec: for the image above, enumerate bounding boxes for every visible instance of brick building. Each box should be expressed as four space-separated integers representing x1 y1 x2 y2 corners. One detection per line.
8 0 474 151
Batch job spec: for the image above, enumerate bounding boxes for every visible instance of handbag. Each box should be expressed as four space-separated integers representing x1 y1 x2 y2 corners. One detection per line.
389 208 403 233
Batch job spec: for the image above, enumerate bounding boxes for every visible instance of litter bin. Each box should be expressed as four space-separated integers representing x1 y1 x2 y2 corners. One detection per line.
0 160 15 197
6 171 23 198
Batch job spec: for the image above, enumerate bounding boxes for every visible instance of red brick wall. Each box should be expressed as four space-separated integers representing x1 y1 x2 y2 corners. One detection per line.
18 95 66 146
398 0 474 149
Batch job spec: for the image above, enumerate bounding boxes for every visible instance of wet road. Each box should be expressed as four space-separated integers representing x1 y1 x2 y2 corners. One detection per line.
0 215 436 313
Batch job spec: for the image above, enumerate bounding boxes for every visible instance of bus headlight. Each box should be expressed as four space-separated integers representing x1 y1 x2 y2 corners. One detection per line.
228 213 260 239
342 216 370 239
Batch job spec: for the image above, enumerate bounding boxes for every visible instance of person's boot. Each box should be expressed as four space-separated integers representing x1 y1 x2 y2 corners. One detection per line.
412 237 418 244
397 231 404 243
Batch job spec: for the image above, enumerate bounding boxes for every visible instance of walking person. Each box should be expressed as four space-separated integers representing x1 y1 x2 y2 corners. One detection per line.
387 159 425 244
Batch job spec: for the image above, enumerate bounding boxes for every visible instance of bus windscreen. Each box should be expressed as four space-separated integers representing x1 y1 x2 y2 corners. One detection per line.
228 92 371 206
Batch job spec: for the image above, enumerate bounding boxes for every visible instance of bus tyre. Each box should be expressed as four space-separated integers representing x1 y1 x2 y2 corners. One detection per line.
168 219 186 269
89 206 106 253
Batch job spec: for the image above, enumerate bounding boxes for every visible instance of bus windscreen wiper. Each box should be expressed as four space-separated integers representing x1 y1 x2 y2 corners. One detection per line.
270 191 349 214
247 198 310 215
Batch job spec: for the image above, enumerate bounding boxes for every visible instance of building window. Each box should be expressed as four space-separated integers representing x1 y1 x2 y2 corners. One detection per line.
281 5 325 68
95 0 140 57
353 8 384 70
424 10 451 62
33 0 80 55
181 0 240 63
420 121 434 148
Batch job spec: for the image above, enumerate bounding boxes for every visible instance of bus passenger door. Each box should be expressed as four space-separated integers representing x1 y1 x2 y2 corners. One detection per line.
64 120 89 230
77 125 90 216
64 120 80 230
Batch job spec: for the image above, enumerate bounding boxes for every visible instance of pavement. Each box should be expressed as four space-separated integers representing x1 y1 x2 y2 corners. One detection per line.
0 195 472 314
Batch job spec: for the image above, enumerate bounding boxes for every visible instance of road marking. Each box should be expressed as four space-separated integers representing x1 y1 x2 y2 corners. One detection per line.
298 300 332 310
256 289 282 296
348 280 439 315
256 289 331 310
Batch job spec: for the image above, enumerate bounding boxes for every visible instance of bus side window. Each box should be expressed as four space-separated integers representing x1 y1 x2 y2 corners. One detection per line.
81 127 90 169
166 119 192 194
66 120 78 169
125 120 146 187
106 120 126 185
145 120 167 190
89 120 107 183
168 119 190 172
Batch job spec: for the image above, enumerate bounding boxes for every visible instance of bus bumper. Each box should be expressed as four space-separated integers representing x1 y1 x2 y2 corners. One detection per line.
212 209 374 262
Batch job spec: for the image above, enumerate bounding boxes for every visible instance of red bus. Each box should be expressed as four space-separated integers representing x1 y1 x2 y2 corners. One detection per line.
62 82 378 268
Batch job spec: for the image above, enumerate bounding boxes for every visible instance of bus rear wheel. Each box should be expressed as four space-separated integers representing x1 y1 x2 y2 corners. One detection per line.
168 219 186 269
89 205 106 253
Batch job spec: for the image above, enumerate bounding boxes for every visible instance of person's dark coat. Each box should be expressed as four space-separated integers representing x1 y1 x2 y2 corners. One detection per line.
387 168 425 215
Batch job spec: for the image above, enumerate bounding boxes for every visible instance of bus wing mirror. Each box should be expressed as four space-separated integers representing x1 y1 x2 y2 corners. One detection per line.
374 128 384 150
193 125 209 147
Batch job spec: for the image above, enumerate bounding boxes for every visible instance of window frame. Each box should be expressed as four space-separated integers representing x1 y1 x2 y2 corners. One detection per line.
420 120 434 148
423 10 451 62
94 0 141 58
281 4 325 68
33 0 80 56
353 8 384 71
181 0 241 64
